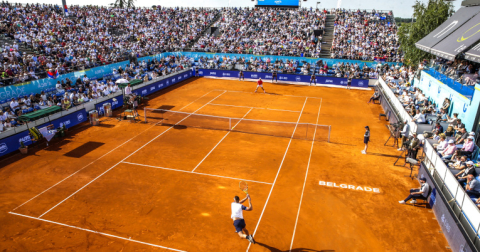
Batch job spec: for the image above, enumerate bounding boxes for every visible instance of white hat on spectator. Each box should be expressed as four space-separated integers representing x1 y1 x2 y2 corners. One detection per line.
467 161 474 165
469 132 475 136
448 139 455 144
469 136 475 140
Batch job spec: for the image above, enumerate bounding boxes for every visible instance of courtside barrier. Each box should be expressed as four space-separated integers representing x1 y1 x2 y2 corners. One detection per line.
418 163 475 252
0 108 88 157
0 69 194 158
197 68 370 88
378 76 480 252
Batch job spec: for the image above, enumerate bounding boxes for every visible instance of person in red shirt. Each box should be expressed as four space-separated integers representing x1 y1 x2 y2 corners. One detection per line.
255 78 266 93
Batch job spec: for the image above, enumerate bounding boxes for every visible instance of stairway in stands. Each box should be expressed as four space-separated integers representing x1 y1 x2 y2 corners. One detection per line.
319 14 335 59
186 10 222 51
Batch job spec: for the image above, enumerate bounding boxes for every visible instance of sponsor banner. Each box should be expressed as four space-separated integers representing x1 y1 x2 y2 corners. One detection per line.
0 109 88 157
0 61 129 101
133 70 193 97
419 164 474 252
197 69 369 88
416 71 479 131
318 181 381 193
95 94 124 114
140 52 400 70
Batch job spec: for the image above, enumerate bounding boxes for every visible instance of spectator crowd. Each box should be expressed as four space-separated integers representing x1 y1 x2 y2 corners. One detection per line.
193 7 326 57
1 2 218 86
331 9 401 62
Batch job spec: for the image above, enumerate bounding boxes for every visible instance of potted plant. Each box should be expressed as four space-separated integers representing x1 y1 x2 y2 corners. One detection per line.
19 141 28 154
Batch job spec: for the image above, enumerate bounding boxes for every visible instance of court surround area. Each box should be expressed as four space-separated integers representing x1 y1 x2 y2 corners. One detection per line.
0 78 448 251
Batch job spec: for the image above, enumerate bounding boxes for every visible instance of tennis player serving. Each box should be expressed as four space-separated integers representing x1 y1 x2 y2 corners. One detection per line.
255 78 266 93
231 194 255 244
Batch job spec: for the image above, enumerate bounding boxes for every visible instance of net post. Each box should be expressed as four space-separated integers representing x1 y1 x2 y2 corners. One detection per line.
328 125 331 143
144 107 147 123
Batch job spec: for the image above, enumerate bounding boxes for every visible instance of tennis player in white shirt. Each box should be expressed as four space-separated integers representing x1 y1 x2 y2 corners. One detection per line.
231 195 255 244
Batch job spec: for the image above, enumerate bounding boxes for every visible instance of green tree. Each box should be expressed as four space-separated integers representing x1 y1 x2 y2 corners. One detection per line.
398 0 454 66
110 0 136 8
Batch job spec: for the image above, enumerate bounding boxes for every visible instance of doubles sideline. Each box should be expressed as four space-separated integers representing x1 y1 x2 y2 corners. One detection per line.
9 212 187 252
11 90 217 212
37 91 227 218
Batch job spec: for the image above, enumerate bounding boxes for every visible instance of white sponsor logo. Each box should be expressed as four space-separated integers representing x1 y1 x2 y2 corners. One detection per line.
223 73 230 76
210 72 216 75
441 214 451 233
59 120 71 127
19 135 31 143
150 86 155 91
77 113 84 122
265 75 272 79
184 74 188 78
319 181 380 193
251 74 258 78
279 76 288 80
275 0 282 4
178 76 182 80
112 100 119 106
326 79 333 83
142 89 147 95
0 143 7 153
199 71 203 74
159 84 164 88
340 81 345 84
167 80 170 85
172 78 176 82
295 77 301 82
358 81 364 86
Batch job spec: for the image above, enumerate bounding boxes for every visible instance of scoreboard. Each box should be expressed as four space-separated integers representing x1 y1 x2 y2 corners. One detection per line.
257 0 300 7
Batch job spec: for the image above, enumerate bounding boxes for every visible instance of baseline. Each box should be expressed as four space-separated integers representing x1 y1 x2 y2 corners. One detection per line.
37 91 226 218
214 89 322 99
123 161 272 185
208 103 301 113
9 212 186 252
11 90 216 212
246 97 308 252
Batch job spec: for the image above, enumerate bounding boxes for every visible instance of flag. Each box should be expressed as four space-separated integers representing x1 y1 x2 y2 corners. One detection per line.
47 70 59 79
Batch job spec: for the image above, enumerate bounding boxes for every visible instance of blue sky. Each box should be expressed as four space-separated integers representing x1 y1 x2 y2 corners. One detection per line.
12 0 463 18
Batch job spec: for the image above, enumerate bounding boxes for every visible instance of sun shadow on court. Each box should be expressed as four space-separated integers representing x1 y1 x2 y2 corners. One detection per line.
256 242 332 252
367 152 402 158
328 141 355 147
156 105 175 110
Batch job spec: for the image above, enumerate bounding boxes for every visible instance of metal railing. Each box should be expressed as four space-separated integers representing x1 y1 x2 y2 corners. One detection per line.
378 76 480 251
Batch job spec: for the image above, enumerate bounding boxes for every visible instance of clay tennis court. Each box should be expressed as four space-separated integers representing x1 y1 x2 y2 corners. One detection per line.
0 78 448 251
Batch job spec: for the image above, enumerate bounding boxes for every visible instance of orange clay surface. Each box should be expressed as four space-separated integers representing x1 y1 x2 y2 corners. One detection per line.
0 78 448 252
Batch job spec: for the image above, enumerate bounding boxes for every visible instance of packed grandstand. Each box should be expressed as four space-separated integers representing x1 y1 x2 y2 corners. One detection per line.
1 1 480 251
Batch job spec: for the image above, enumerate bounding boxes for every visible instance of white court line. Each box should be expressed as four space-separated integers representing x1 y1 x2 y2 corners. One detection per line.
11 90 216 212
246 97 308 252
191 107 253 173
289 98 322 252
38 91 226 218
209 103 301 113
123 161 272 185
214 89 322 99
9 212 186 252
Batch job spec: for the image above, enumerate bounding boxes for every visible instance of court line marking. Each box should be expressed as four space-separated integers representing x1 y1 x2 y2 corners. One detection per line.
9 212 187 252
289 98 322 251
11 90 216 212
208 103 301 113
123 161 272 185
38 91 226 218
246 97 308 252
214 89 322 99
191 107 253 173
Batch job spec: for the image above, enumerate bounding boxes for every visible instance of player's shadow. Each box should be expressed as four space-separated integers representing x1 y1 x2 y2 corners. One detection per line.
256 242 332 252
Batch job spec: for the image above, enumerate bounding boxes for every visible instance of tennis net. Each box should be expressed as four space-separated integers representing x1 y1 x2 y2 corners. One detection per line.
143 108 331 142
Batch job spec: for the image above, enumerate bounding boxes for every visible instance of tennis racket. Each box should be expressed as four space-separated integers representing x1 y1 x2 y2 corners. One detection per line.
239 181 248 195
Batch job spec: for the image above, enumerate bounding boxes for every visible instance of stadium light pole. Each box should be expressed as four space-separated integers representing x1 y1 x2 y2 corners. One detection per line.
316 2 320 9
